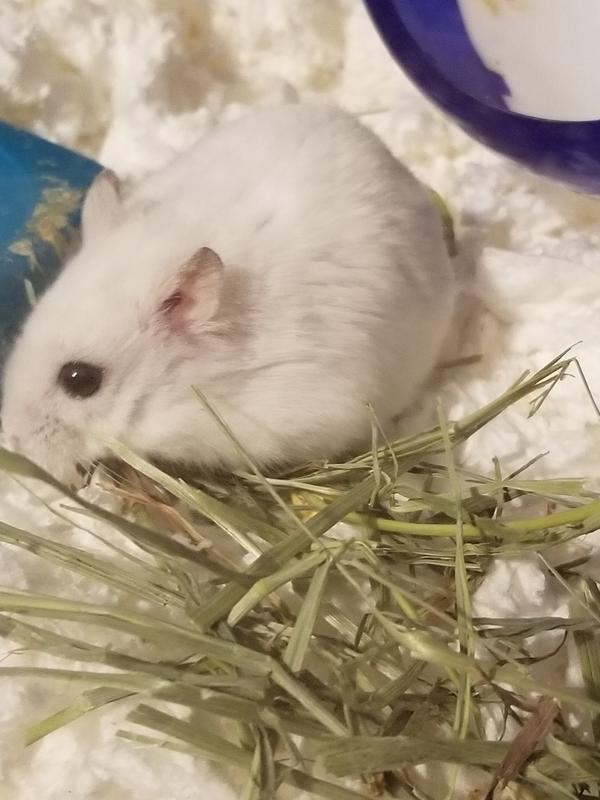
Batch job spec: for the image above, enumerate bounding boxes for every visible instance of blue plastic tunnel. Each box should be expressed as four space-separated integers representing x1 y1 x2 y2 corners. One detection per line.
0 122 102 368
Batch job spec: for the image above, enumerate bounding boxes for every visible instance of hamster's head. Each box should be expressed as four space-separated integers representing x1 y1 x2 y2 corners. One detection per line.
1 170 227 487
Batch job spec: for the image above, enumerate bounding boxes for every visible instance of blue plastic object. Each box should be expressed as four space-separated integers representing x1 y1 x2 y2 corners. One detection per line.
364 0 600 195
0 122 102 366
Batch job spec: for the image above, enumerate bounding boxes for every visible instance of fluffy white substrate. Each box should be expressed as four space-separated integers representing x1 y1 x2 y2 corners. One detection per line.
1 1 600 798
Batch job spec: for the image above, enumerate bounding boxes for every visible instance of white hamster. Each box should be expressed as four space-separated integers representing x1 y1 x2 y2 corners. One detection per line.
1 104 456 486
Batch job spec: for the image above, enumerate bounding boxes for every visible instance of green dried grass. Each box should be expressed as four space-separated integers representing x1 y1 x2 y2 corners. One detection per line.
0 351 599 798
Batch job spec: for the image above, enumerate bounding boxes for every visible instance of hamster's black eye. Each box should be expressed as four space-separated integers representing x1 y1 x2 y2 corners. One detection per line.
57 361 104 399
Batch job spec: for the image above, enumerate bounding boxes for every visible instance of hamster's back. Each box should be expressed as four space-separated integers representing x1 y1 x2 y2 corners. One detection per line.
130 104 456 437
132 104 448 288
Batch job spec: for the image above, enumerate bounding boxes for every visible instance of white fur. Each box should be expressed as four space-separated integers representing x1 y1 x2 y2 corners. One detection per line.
2 104 456 484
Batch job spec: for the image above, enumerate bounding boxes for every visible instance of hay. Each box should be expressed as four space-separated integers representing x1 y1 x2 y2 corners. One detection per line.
0 351 599 799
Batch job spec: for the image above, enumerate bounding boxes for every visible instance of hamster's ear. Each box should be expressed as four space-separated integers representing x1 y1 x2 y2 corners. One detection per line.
159 247 224 334
81 169 122 243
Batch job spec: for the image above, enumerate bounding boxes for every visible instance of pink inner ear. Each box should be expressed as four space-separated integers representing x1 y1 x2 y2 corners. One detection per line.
160 290 183 314
159 270 202 334
158 247 223 334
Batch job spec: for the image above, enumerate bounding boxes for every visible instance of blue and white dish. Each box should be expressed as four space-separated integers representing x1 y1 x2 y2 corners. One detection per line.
364 0 600 194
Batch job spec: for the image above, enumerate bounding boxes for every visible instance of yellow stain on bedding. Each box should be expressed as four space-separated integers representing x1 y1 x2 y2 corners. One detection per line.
477 0 529 14
478 0 499 13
